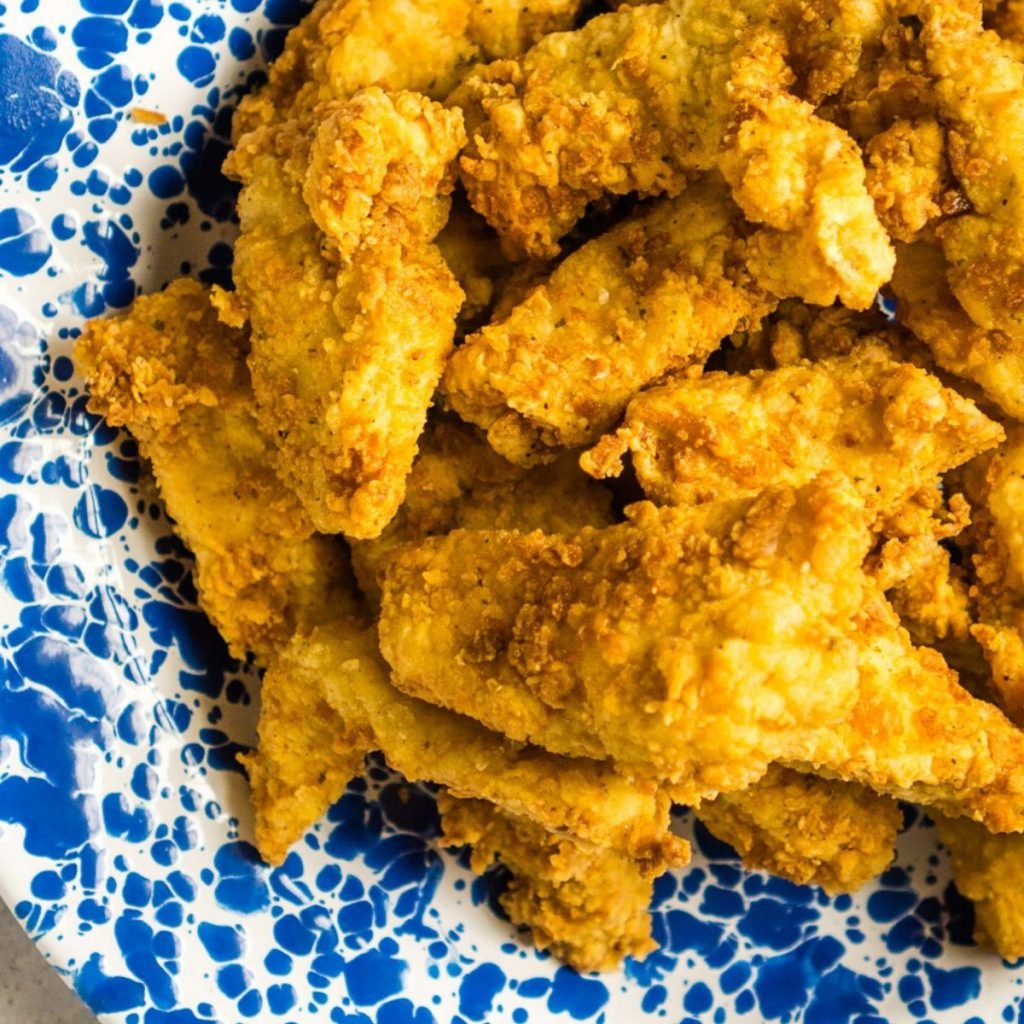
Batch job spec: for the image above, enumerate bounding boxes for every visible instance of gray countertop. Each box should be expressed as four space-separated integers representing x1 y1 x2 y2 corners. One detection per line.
0 901 96 1024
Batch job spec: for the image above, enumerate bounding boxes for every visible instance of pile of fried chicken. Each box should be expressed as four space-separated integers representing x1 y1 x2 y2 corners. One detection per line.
75 0 1024 973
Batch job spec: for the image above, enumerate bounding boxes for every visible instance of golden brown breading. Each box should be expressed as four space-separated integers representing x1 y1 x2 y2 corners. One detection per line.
614 0 887 103
225 90 465 538
444 181 775 463
353 424 902 895
698 766 901 893
921 0 1024 341
960 428 1024 721
890 241 1024 421
869 487 974 647
826 5 929 134
380 482 1024 828
718 26 895 310
925 431 1024 965
585 317 978 648
828 9 967 243
75 278 350 664
937 815 1024 961
232 0 584 139
239 621 373 865
865 118 954 242
302 89 462 257
439 793 656 971
452 0 893 307
773 0 890 103
315 621 688 873
350 416 614 606
249 618 689 872
581 348 1003 513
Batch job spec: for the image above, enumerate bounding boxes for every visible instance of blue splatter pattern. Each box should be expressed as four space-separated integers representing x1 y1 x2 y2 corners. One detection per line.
1 2 1023 1022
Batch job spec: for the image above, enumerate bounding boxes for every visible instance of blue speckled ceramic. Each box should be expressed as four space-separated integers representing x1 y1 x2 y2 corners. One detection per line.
0 2 1019 1021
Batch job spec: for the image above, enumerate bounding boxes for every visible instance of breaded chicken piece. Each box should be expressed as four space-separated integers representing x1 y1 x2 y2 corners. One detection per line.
581 348 1003 512
771 0 891 103
830 10 963 243
351 418 902 893
921 0 1024 340
865 118 954 242
248 618 689 872
937 815 1024 961
698 766 901 893
225 90 465 538
232 0 584 139
890 241 1024 421
717 26 895 309
587 319 977 647
922 434 1024 963
444 182 775 463
380 482 1024 829
75 279 349 664
302 90 462 258
314 620 688 873
452 0 893 307
439 793 656 971
350 416 613 606
962 429 1024 721
354 424 898 895
239 622 373 865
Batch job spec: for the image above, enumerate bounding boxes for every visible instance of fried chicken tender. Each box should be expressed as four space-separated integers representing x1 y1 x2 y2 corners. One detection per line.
352 417 898 893
890 241 1024 421
937 815 1024 961
718 27 896 309
439 793 656 970
350 416 613 605
581 348 1003 512
380 482 1024 828
75 278 349 664
452 0 893 307
443 181 775 463
225 90 465 538
239 624 372 866
248 618 689 872
585 323 979 646
317 624 688 873
232 0 584 139
697 766 901 893
921 0 1024 340
915 430 1024 964
302 89 462 257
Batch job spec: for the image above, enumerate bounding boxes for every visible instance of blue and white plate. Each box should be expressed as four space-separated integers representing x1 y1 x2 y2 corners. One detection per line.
0 3 1018 1021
